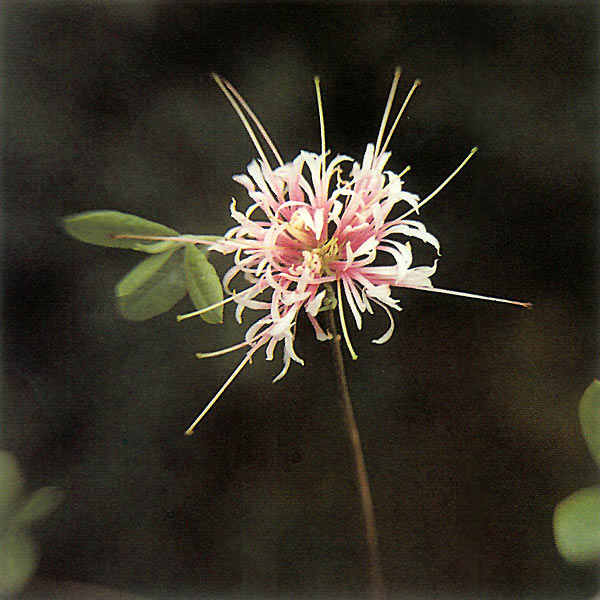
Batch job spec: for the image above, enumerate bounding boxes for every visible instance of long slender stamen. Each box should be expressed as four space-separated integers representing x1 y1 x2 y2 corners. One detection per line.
374 66 402 158
410 285 532 309
337 277 358 360
196 335 260 359
185 348 258 435
398 165 411 178
380 78 421 156
314 76 327 179
212 73 271 167
113 233 288 255
111 234 221 245
218 76 284 167
399 147 478 219
177 290 249 322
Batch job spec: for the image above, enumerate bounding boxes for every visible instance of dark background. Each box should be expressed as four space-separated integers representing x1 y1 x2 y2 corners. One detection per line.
2 2 599 598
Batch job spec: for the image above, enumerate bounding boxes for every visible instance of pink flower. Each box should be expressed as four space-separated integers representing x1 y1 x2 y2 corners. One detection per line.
182 69 530 434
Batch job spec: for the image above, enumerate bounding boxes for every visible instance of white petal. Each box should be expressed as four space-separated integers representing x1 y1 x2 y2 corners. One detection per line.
399 191 420 210
342 277 363 330
361 143 375 170
265 337 278 361
354 236 379 258
272 353 291 383
269 306 297 338
371 300 396 345
233 173 255 191
307 313 332 341
284 334 304 366
306 289 327 316
235 302 245 324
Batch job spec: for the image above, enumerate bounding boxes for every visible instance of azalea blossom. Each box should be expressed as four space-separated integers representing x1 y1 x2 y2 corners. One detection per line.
181 69 531 435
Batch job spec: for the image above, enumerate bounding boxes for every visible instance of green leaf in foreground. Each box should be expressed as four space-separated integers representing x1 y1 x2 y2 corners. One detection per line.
184 244 224 324
553 486 600 563
579 380 600 466
117 250 188 321
63 210 179 251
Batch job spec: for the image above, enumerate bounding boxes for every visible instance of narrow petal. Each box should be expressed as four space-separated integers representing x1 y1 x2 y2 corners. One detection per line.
342 277 363 330
272 353 291 383
307 312 332 341
371 299 396 345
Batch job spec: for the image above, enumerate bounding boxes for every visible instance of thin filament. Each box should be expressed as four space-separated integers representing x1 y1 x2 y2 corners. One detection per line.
399 147 478 219
411 285 532 309
212 73 271 167
374 67 401 158
218 76 284 168
111 234 219 245
337 277 358 360
380 79 421 156
314 76 327 177
185 348 257 435
177 291 246 322
196 335 260 359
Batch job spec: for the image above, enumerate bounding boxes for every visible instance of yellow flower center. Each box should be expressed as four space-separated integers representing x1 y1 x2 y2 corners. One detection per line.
301 237 340 276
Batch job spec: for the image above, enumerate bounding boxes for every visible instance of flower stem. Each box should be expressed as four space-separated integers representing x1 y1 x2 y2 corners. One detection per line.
326 308 385 599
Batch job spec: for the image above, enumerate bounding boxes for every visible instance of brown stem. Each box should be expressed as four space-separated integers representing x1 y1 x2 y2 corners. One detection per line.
326 308 385 600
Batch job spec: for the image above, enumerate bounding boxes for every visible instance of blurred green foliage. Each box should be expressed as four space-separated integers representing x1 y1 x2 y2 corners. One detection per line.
553 381 600 564
0 452 62 595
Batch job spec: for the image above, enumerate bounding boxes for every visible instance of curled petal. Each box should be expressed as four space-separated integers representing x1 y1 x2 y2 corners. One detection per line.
272 353 291 383
306 289 327 316
265 336 278 361
401 261 438 288
385 221 441 253
233 173 255 192
307 313 332 341
371 299 396 345
284 334 304 366
269 305 298 339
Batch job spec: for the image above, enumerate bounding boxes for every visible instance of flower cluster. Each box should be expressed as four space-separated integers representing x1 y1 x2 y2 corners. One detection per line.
215 144 439 371
182 70 530 434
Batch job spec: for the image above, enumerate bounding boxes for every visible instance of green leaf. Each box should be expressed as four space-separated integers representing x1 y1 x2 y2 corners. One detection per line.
115 250 177 298
117 250 188 321
13 486 63 526
0 530 38 595
63 211 179 251
184 244 224 324
0 452 24 525
554 486 600 563
579 380 600 466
